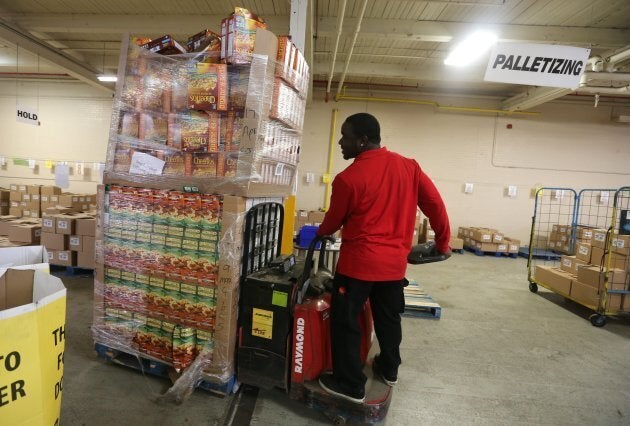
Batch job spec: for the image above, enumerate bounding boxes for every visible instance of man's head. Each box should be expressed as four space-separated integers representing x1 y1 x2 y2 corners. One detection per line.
339 113 381 160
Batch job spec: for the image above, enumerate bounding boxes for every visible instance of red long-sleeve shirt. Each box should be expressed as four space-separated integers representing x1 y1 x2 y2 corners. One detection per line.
317 147 450 281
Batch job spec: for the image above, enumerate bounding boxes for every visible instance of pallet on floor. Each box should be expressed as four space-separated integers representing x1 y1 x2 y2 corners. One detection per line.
451 248 464 254
50 264 94 276
402 280 441 319
464 246 517 258
517 247 561 261
94 342 236 396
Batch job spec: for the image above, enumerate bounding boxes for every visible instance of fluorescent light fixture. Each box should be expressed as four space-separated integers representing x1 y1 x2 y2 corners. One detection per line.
444 31 498 67
97 75 117 82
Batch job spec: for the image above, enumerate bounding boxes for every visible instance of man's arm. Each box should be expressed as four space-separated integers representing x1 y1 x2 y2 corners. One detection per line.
417 168 451 253
317 177 352 237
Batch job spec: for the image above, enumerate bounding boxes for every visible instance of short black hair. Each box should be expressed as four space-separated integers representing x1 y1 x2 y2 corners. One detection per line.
345 113 381 144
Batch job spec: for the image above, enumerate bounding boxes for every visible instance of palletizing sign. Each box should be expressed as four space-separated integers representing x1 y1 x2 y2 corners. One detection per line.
16 105 39 125
484 43 590 89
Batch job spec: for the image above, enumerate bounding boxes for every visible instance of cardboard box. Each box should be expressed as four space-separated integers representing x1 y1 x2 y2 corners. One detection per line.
590 246 628 270
308 211 326 226
576 242 592 263
41 232 68 251
76 217 96 236
577 227 593 241
570 280 622 311
476 241 498 252
0 216 19 236
26 185 41 195
42 215 56 233
577 265 627 290
9 190 22 202
504 238 520 254
612 235 630 256
560 255 588 275
8 224 42 244
496 243 508 253
470 229 492 243
9 207 22 217
41 186 62 196
534 265 572 295
77 236 95 268
591 229 609 249
51 250 77 267
55 214 77 235
449 237 464 250
492 233 504 243
69 235 83 251
0 269 66 425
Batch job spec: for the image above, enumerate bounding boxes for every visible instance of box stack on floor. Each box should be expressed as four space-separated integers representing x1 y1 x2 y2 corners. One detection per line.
92 7 309 396
535 227 630 311
41 212 96 269
422 219 464 252
457 226 519 256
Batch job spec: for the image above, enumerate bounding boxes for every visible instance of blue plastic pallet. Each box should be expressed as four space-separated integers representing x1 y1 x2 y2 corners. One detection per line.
464 246 517 258
50 264 94 276
94 343 236 396
402 280 441 319
518 247 561 261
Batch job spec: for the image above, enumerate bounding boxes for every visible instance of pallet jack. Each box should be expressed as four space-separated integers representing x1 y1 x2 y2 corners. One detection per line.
236 202 449 424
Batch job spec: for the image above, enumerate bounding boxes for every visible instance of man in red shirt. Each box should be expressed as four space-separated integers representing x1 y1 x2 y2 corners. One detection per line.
317 113 450 403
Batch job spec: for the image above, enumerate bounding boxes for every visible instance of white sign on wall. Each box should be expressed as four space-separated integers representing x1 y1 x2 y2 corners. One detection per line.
16 104 39 125
484 43 590 89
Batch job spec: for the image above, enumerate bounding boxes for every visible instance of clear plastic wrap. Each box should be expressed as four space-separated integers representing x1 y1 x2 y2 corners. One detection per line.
105 31 308 197
92 184 283 396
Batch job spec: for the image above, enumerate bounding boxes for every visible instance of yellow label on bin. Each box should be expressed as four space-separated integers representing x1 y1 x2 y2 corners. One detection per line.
252 308 273 340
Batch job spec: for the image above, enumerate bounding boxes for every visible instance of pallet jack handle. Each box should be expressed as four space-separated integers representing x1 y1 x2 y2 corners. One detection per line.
297 235 337 304
407 241 451 265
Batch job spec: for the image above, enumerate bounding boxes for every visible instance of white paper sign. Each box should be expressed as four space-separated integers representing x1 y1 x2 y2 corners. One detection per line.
507 185 518 198
28 159 36 169
599 191 609 204
0 157 5 166
464 183 474 194
485 43 590 89
75 162 84 176
129 152 165 175
16 104 39 125
55 164 70 188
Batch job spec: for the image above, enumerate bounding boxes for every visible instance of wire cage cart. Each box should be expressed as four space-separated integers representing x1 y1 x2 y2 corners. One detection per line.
527 187 630 326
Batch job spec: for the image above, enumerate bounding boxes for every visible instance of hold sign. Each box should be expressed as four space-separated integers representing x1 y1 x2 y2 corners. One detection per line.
16 105 39 126
484 43 590 89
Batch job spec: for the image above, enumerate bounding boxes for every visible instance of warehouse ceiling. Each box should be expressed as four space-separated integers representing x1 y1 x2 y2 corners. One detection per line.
0 0 629 110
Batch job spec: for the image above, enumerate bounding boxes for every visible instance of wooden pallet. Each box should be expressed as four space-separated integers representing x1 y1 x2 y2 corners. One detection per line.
402 280 441 319
94 343 236 396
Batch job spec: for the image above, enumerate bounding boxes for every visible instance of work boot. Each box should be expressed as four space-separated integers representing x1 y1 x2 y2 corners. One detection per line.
318 373 365 404
372 355 398 386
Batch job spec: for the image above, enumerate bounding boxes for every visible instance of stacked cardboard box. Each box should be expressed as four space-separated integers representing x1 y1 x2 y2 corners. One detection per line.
457 226 520 255
6 184 95 219
0 188 9 215
421 219 463 250
41 212 95 268
0 215 42 246
535 229 629 311
547 223 595 253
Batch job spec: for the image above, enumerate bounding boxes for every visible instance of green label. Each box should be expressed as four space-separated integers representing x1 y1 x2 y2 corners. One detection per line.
13 158 28 166
272 290 288 307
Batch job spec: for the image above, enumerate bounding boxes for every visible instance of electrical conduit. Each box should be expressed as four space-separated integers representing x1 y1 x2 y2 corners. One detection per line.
326 0 347 102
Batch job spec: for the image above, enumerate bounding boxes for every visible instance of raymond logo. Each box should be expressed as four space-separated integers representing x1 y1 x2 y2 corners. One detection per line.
294 317 305 373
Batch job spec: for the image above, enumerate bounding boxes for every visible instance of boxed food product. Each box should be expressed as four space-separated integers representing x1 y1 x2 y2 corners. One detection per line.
55 214 78 235
185 152 218 177
52 250 77 267
140 34 186 55
187 62 228 111
591 228 609 249
470 228 492 243
576 242 591 263
41 232 68 251
8 224 42 244
534 265 572 295
187 29 221 60
221 7 267 64
76 217 96 236
69 235 83 252
612 235 630 256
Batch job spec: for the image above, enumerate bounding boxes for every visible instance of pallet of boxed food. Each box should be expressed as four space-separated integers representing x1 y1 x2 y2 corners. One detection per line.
457 226 520 258
104 10 308 198
534 230 629 312
41 212 96 270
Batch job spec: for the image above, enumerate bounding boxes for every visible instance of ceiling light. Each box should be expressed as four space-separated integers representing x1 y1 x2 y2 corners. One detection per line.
97 75 117 82
444 31 498 67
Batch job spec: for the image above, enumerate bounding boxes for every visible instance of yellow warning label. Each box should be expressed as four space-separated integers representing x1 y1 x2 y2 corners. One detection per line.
252 308 273 340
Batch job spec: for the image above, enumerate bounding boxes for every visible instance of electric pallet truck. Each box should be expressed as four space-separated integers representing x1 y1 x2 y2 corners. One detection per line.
236 202 449 424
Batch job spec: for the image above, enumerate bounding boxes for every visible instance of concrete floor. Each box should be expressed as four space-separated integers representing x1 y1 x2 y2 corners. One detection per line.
59 253 630 425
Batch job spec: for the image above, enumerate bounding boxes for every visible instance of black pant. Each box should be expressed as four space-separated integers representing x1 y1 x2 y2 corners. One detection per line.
330 273 405 393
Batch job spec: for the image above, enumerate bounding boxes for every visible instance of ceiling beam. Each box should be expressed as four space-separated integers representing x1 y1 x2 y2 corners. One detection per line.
0 21 114 93
313 60 487 83
5 14 289 36
8 14 629 49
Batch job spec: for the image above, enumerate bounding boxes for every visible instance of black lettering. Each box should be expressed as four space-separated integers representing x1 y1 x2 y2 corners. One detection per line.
0 385 7 406
11 380 26 400
492 54 506 69
52 326 65 345
552 59 563 74
57 352 64 370
540 57 553 72
573 61 583 76
521 56 531 72
17 110 24 118
513 55 522 71
531 57 542 72
501 55 514 70
0 351 21 371
33 114 38 121
54 376 63 400
566 60 576 75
